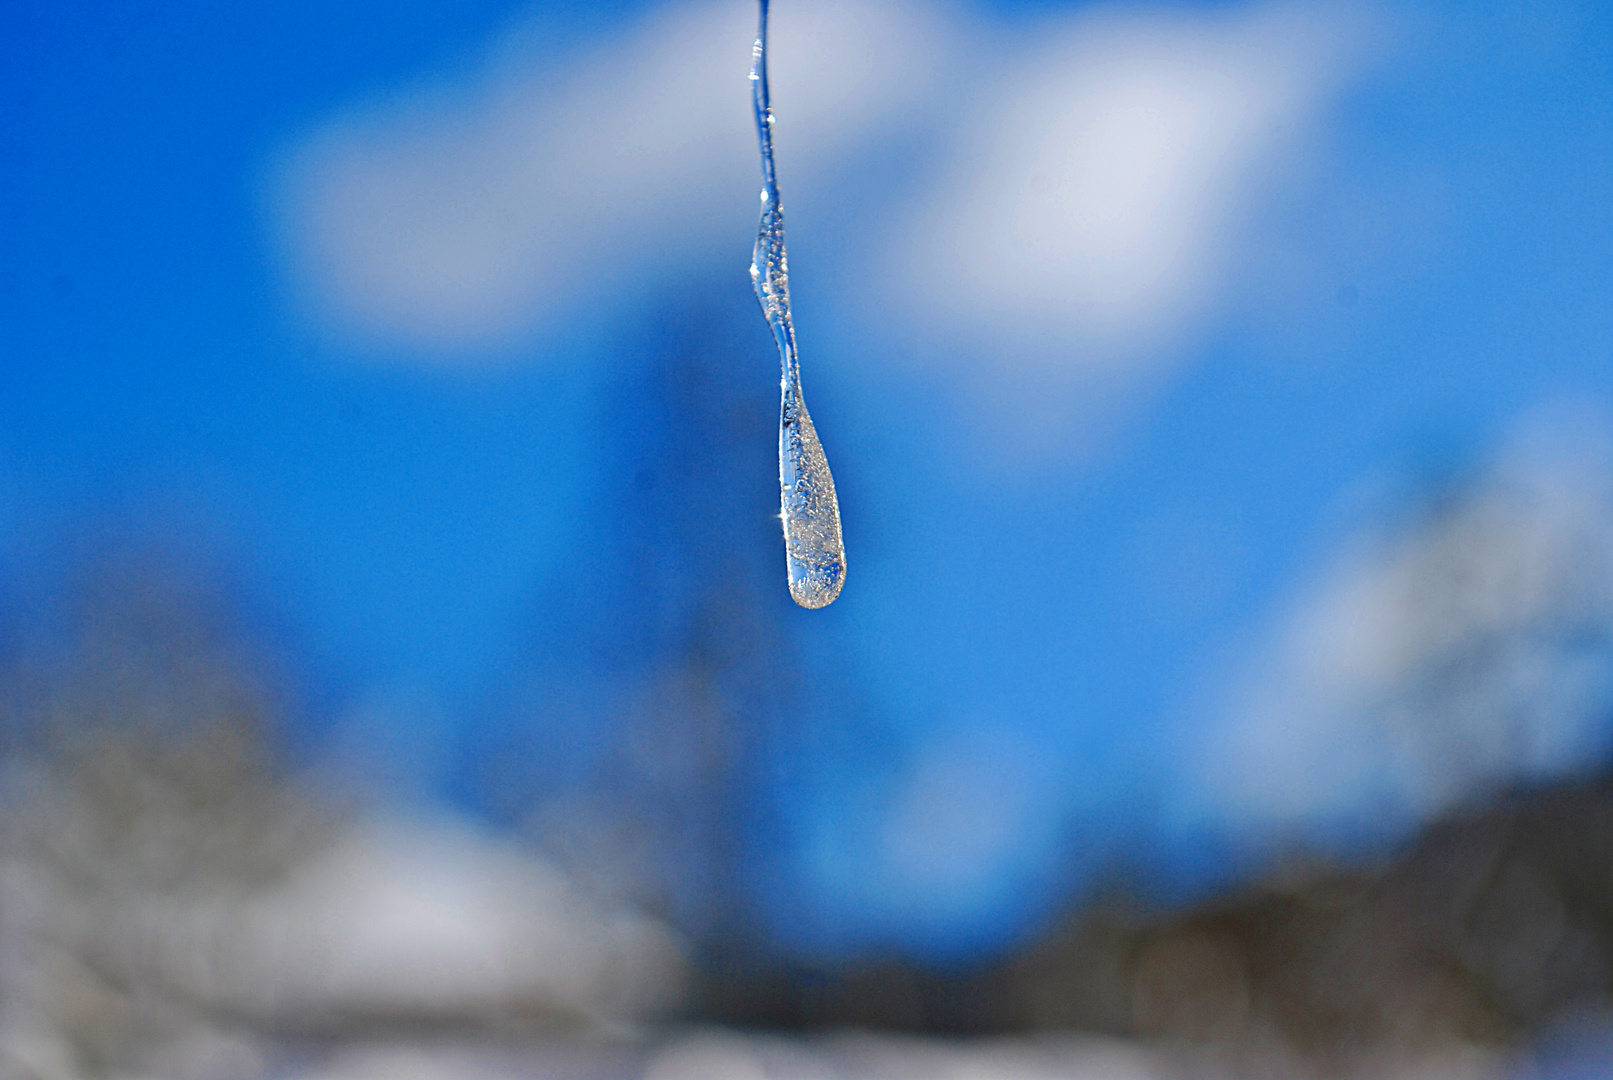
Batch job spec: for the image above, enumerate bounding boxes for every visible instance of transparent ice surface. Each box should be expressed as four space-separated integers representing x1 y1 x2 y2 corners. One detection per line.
750 0 846 609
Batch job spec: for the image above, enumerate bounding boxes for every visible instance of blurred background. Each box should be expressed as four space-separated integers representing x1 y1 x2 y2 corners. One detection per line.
6 0 1613 1076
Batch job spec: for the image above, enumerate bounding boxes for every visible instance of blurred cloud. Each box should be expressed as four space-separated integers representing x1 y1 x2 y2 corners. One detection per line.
775 726 1074 958
894 2 1370 379
272 0 1374 396
1183 404 1613 854
270 0 955 353
880 731 1046 900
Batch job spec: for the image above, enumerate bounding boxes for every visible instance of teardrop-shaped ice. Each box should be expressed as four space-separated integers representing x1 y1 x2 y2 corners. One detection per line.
780 387 844 608
750 0 846 609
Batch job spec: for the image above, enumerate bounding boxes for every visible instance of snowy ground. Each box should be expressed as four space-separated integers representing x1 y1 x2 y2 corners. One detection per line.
270 1030 1519 1080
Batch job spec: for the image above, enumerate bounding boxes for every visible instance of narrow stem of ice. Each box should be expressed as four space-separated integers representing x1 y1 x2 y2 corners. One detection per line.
750 0 846 610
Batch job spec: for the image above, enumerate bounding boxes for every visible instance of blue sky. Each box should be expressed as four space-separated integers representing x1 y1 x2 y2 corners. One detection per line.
7 0 1613 962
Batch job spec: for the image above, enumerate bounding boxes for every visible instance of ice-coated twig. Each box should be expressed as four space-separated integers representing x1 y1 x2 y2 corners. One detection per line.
750 0 846 609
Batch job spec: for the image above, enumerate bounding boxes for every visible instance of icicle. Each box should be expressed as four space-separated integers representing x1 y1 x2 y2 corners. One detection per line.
750 0 846 609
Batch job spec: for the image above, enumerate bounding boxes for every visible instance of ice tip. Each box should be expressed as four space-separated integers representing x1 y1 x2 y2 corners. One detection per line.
790 576 844 609
788 558 846 609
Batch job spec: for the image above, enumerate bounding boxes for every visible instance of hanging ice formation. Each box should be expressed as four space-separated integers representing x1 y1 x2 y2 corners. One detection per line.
750 0 846 609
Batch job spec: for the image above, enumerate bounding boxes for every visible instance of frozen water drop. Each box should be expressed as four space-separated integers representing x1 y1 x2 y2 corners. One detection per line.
749 0 846 609
779 392 845 608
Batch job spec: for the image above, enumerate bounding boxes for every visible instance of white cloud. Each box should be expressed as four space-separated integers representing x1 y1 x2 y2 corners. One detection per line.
891 3 1367 378
270 0 1371 399
1182 406 1613 851
878 728 1046 902
270 0 955 353
778 725 1070 952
